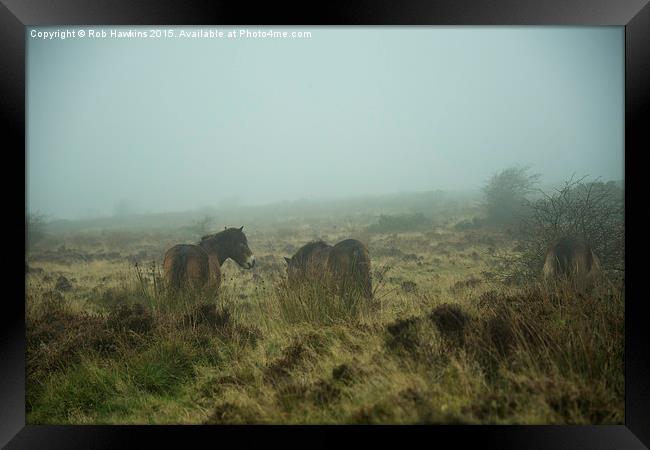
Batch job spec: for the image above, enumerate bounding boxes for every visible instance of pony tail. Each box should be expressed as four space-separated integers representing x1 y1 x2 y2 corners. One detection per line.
353 246 373 299
171 251 188 290
542 251 556 279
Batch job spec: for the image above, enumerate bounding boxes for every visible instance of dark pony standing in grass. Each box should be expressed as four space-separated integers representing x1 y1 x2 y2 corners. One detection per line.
163 226 256 292
542 235 601 289
284 238 372 299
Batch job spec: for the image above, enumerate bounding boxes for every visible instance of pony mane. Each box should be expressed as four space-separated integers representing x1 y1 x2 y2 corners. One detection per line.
199 227 246 246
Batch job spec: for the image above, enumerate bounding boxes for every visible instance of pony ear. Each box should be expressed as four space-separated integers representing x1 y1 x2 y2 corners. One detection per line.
239 226 244 231
284 257 292 264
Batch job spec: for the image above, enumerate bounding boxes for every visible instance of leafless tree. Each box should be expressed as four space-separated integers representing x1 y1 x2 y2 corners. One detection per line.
482 166 541 225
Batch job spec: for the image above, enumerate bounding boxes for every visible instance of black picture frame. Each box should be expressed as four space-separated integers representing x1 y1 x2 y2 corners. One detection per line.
3 1 648 448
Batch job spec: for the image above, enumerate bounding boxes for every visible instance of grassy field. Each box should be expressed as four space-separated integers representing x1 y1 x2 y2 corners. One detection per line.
25 202 624 424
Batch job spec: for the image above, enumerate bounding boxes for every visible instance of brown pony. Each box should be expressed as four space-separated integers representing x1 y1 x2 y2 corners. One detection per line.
163 226 255 292
542 235 601 288
284 238 372 299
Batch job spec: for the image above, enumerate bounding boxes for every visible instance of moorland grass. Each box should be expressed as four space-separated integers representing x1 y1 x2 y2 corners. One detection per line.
25 221 624 425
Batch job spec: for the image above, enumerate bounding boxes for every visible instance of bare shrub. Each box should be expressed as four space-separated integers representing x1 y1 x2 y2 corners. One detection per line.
482 166 541 226
26 211 49 252
493 176 623 283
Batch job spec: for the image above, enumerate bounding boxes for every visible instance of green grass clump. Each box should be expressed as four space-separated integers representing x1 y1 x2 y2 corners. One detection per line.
128 341 196 395
28 359 123 423
270 280 369 326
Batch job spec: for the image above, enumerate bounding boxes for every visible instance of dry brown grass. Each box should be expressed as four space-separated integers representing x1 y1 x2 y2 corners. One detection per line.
25 216 623 424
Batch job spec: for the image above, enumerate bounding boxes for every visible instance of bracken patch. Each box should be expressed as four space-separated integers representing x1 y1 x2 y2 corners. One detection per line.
429 303 470 347
205 402 261 424
385 317 425 356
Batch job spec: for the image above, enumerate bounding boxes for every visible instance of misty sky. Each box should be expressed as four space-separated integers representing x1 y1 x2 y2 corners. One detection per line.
27 26 624 220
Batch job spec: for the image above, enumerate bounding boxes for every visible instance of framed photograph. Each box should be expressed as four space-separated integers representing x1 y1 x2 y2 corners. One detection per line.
4 0 648 448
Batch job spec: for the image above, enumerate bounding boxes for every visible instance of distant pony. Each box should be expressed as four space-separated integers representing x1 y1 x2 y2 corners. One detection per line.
163 226 255 292
285 238 372 299
542 235 601 289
